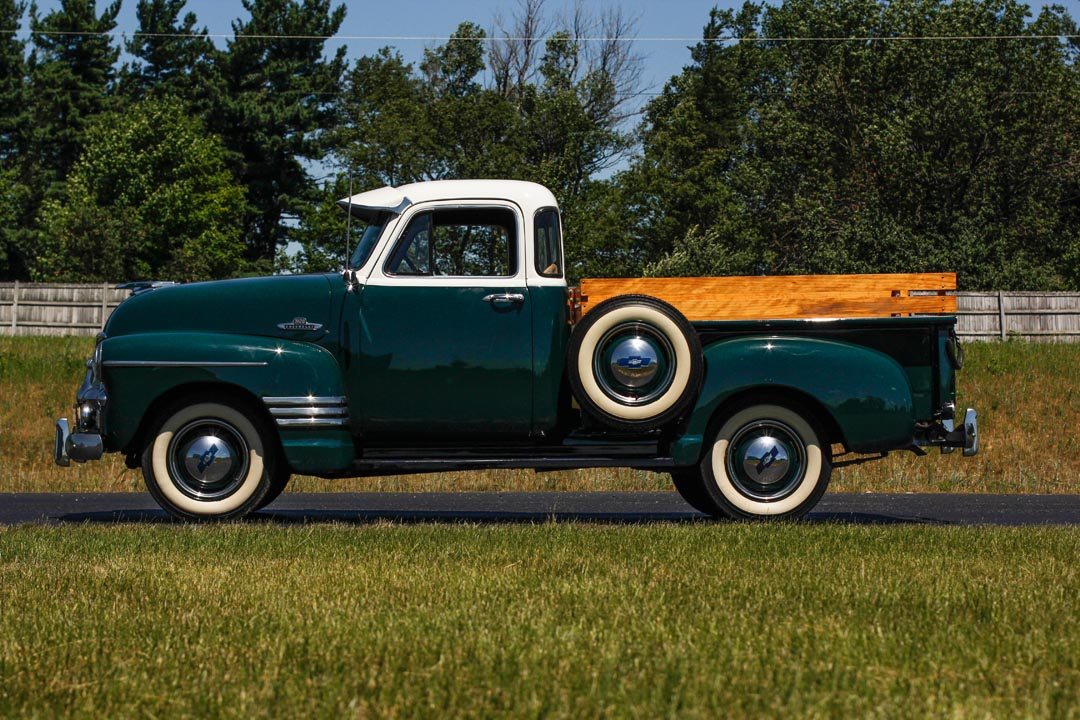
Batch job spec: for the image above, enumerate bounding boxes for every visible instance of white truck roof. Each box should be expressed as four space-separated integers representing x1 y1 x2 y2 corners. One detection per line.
338 179 559 216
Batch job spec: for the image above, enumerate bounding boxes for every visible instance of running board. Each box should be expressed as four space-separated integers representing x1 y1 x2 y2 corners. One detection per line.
347 455 676 477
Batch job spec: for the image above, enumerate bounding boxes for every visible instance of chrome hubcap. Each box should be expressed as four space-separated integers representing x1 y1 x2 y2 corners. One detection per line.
594 323 676 406
726 420 806 502
740 435 791 486
167 420 249 500
609 337 660 388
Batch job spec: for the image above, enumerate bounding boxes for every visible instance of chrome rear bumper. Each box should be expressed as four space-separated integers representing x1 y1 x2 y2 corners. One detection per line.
940 407 978 457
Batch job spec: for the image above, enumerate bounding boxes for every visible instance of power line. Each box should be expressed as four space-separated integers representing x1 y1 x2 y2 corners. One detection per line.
2 30 1079 42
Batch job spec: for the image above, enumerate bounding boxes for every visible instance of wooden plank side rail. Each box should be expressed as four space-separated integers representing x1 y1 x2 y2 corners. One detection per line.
579 273 957 321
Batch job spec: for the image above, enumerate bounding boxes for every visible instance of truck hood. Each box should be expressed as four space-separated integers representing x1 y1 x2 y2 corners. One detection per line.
104 274 337 340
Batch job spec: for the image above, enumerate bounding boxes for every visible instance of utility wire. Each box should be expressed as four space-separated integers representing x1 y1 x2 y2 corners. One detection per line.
2 30 1079 42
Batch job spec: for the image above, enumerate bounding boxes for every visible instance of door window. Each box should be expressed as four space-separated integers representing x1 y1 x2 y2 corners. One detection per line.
386 207 517 277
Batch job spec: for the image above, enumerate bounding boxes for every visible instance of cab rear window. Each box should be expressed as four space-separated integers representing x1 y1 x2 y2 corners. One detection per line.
534 208 562 278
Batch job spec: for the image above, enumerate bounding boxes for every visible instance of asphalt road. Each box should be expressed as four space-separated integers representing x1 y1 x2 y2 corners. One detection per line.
0 492 1077 525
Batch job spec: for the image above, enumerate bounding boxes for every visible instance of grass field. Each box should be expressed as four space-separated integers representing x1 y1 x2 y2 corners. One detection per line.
1 336 1077 494
0 522 1076 718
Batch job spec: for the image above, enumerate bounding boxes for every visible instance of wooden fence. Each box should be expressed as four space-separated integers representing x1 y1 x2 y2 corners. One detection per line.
1 283 1079 341
0 282 128 336
954 292 1080 342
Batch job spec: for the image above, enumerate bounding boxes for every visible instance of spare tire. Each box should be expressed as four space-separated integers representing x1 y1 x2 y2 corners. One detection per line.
567 294 703 431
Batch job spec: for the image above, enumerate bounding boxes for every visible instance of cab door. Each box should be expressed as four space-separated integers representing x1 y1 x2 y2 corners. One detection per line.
353 203 533 439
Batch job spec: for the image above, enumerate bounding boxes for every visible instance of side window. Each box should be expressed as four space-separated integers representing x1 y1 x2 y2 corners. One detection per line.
386 213 432 275
534 208 562 277
386 207 517 277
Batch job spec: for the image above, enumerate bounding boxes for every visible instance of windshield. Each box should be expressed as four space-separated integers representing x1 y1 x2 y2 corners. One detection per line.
348 212 391 269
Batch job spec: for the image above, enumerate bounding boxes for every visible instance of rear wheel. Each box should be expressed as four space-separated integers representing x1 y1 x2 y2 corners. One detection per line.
567 295 703 431
700 404 831 520
141 400 279 521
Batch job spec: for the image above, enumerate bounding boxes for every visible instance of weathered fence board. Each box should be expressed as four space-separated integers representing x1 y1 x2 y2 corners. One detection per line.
1 283 1079 341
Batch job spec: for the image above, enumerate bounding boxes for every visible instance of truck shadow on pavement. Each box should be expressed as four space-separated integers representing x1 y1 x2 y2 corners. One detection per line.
53 508 939 525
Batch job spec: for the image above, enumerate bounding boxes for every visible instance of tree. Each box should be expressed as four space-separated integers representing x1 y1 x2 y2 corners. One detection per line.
0 0 28 279
0 0 26 163
27 0 121 184
32 98 248 282
630 0 1080 290
213 0 347 269
319 7 644 279
121 0 220 111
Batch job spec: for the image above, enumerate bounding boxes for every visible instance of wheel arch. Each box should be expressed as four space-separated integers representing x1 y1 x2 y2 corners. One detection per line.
670 335 915 465
705 386 844 447
123 381 280 466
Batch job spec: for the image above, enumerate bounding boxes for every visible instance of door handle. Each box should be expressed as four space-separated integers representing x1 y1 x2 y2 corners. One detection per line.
482 293 525 304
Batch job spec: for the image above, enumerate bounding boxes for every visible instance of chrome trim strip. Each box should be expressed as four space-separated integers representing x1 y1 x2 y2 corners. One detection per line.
102 360 268 368
275 418 350 427
269 407 348 417
263 396 347 406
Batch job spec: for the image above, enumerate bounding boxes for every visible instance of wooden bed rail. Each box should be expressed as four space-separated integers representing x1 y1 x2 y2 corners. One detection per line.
578 273 957 321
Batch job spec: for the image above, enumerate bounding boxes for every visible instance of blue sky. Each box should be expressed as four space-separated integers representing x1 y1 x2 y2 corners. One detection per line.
25 0 1080 115
116 0 726 97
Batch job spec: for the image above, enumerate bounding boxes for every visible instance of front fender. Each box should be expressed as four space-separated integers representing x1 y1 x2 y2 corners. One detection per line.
672 336 914 464
100 332 353 473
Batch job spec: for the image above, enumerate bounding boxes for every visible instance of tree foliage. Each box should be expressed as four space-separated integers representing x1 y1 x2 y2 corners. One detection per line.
298 5 641 274
32 98 247 282
27 0 121 184
120 0 220 110
632 0 1080 290
1 0 1078 290
212 0 347 268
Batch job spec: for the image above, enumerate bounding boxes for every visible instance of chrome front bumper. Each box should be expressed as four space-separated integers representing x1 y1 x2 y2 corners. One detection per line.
54 418 104 465
54 361 108 466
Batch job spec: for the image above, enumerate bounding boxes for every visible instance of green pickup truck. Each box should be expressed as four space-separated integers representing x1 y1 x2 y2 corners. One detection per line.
54 180 977 521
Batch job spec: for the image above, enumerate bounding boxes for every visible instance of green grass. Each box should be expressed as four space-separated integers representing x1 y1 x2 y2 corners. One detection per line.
2 336 1078 493
0 523 1077 718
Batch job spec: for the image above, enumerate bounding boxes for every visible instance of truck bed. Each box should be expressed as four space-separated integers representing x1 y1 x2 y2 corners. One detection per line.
579 273 957 320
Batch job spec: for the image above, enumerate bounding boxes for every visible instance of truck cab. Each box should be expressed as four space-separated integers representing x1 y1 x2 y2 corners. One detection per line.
55 180 978 521
337 181 570 440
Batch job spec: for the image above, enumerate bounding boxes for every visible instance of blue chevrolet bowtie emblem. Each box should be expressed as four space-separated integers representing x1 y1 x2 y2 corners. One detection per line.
617 356 652 369
756 445 780 474
197 444 219 474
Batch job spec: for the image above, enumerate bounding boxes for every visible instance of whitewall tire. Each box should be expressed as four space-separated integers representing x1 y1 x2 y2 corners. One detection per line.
568 295 703 431
142 401 277 521
702 404 831 520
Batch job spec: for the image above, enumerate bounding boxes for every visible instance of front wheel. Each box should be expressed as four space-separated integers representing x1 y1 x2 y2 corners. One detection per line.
141 400 279 521
700 404 831 520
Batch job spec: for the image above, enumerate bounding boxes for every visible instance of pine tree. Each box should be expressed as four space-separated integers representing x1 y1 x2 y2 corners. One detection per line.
0 0 28 278
0 0 27 164
213 0 347 266
28 0 121 184
122 0 220 111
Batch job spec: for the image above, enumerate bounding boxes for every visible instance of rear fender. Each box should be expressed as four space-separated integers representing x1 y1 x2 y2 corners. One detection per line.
671 336 914 465
101 332 353 473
